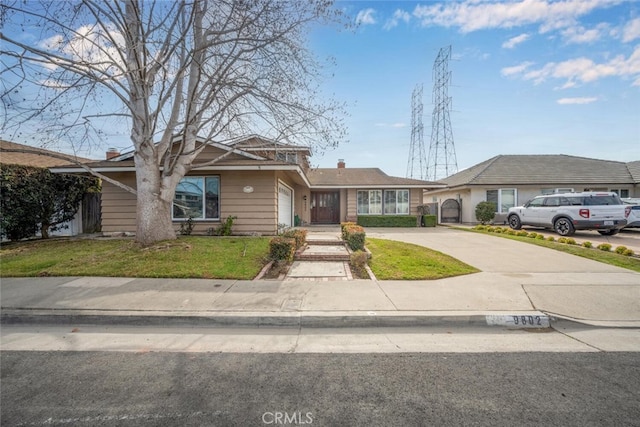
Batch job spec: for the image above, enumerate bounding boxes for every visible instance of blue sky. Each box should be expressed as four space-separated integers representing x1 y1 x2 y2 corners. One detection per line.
3 0 639 180
308 0 640 178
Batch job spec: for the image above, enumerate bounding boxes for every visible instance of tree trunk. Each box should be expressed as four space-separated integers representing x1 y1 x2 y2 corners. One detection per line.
134 158 177 246
40 222 50 239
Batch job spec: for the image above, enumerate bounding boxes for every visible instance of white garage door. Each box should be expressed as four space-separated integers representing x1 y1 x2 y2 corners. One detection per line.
278 182 293 228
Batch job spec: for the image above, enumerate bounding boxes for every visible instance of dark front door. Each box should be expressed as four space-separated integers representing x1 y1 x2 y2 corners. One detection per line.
311 191 340 224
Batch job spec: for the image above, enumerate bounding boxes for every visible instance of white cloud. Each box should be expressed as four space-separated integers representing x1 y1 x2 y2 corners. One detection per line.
383 9 411 30
501 61 535 76
375 122 407 128
557 97 598 104
506 45 640 87
412 0 618 33
622 17 640 42
502 33 530 49
561 23 608 44
356 8 377 26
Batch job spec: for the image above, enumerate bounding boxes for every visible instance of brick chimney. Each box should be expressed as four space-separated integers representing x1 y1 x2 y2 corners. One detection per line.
106 148 120 160
337 159 345 168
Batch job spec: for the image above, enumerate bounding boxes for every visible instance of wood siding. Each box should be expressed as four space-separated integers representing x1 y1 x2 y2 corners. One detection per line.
100 170 303 236
101 173 137 233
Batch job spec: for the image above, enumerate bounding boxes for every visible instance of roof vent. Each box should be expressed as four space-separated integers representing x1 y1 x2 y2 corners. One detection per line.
337 159 345 168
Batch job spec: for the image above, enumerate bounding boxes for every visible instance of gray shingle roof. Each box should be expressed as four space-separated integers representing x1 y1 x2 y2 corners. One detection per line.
442 155 638 186
626 161 640 184
307 168 442 188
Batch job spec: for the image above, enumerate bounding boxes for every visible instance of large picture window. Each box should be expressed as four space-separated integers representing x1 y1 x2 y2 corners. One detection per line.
173 176 220 220
358 189 409 215
357 190 382 215
384 190 409 214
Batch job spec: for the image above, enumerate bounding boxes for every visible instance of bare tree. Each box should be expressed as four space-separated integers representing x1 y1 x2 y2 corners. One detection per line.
1 0 347 245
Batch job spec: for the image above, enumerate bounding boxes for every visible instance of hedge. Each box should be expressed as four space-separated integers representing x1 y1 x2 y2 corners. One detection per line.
268 237 296 261
342 223 366 251
356 215 418 227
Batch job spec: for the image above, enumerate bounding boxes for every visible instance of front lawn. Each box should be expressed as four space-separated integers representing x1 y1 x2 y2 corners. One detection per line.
366 238 479 280
0 237 271 279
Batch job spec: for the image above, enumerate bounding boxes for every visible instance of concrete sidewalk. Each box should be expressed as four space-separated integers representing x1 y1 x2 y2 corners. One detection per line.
1 228 639 329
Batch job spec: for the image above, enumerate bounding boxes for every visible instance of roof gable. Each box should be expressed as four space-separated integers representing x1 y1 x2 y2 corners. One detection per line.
109 135 266 162
442 154 638 186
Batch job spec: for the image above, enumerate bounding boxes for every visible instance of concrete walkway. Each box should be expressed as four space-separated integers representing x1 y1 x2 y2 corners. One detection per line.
1 227 639 329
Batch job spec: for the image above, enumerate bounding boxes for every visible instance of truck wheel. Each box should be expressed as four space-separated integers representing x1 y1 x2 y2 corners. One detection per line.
554 218 575 236
508 215 522 230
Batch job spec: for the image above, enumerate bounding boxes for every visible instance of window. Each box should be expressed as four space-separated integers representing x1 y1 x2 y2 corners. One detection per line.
275 152 298 164
358 189 409 215
384 190 409 214
611 189 630 198
486 189 517 213
173 176 220 220
357 190 382 215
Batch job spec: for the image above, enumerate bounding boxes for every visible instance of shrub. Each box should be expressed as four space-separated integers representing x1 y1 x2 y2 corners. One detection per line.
422 215 437 227
517 231 529 237
349 250 369 278
557 237 568 244
597 243 612 252
357 215 418 227
507 230 516 235
546 236 555 242
474 225 487 231
615 246 628 255
215 215 237 236
582 241 593 248
281 228 307 250
623 249 635 256
340 222 357 240
487 226 495 233
268 237 296 261
475 201 496 225
536 234 545 240
528 232 538 238
566 238 577 245
0 164 99 240
343 224 366 251
179 216 195 235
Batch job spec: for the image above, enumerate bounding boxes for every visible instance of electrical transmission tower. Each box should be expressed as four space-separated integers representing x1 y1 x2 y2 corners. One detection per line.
426 45 457 181
406 84 426 179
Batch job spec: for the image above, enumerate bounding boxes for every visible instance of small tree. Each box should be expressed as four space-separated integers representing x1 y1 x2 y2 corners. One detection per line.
0 164 98 240
475 201 496 225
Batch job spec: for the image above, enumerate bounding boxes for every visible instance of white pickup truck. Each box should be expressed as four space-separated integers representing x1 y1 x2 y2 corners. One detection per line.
507 192 630 236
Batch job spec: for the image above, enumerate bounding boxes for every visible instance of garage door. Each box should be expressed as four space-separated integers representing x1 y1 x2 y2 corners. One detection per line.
278 182 293 228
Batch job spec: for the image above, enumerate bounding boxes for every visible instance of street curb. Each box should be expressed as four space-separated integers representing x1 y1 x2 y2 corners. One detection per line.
1 309 552 329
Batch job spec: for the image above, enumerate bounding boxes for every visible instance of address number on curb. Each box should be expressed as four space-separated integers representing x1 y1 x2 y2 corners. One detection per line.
486 314 550 328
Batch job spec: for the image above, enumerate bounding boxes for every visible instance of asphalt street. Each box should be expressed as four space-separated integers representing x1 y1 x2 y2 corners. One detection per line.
2 351 638 427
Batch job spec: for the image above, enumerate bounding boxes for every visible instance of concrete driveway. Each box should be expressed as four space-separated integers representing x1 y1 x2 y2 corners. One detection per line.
363 226 634 273
364 226 640 325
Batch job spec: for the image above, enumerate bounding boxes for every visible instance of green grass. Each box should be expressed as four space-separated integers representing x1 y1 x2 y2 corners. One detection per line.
366 238 479 280
462 227 640 273
0 237 271 279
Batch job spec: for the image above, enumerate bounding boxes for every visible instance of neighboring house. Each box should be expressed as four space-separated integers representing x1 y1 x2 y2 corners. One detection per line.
423 155 640 224
51 135 444 236
0 140 98 236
